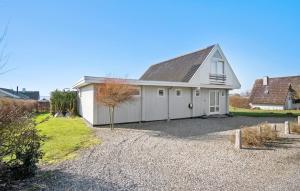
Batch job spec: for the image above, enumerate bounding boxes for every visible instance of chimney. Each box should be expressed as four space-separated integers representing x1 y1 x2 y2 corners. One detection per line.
16 86 19 94
22 88 26 92
263 76 269 86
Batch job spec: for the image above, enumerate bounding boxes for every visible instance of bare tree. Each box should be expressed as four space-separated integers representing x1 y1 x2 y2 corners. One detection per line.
95 79 138 130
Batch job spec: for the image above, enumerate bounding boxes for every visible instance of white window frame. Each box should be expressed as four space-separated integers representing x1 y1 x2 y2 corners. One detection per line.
211 59 225 75
133 87 141 97
195 89 200 96
158 88 165 97
209 90 220 114
217 61 225 75
175 89 182 97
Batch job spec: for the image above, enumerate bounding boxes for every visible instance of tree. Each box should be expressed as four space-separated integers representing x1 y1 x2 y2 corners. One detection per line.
95 79 138 130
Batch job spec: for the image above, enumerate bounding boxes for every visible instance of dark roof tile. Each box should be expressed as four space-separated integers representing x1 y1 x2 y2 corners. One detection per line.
249 76 300 105
140 45 215 82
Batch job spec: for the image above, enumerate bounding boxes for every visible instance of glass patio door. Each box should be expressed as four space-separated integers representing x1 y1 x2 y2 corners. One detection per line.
209 90 220 114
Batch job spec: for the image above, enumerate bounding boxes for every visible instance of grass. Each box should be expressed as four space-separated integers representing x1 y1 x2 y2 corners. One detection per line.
34 112 51 124
36 114 99 164
291 122 300 134
230 107 300 117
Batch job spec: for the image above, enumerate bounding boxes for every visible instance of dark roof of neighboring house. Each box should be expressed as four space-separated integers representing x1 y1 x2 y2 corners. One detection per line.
0 88 40 100
140 45 215 82
249 76 300 105
22 91 40 100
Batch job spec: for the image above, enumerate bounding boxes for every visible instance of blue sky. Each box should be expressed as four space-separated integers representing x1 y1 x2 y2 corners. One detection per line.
0 0 300 96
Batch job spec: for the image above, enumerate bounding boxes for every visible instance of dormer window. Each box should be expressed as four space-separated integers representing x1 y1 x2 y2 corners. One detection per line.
211 60 224 75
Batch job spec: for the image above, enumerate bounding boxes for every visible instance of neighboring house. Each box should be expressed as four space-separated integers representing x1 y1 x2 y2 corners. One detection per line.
249 76 300 110
73 44 241 126
0 88 40 100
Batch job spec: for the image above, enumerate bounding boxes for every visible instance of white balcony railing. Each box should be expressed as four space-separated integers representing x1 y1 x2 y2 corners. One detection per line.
209 74 226 84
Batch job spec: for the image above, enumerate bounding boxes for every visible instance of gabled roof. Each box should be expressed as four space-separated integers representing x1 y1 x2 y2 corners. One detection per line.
22 91 40 100
140 45 215 82
249 76 300 105
0 88 40 100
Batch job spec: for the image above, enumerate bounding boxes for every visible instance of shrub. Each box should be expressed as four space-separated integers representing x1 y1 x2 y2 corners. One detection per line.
0 98 38 123
291 122 300 134
50 90 77 116
229 123 278 147
0 103 44 188
229 95 250 109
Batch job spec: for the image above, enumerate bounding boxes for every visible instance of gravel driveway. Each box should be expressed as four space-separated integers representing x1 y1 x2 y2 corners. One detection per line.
29 116 300 191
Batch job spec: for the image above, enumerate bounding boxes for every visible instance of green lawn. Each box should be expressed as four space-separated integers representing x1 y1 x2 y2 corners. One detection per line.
34 112 51 124
230 107 300 117
36 114 99 164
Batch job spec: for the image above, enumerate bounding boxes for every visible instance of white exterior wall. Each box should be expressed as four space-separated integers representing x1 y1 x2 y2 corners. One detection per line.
198 88 228 115
250 104 285 110
169 87 192 119
76 45 239 125
192 89 202 116
292 103 300 110
78 84 95 124
142 86 168 121
189 45 241 89
95 97 141 124
91 85 231 125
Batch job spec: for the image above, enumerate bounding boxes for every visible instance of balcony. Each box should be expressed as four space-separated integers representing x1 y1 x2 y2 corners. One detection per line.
209 74 226 84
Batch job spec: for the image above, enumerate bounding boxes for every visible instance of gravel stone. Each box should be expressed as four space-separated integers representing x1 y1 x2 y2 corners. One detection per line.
26 116 300 191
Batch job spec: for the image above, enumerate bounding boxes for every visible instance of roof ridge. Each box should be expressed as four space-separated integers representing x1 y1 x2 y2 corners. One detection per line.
261 75 300 80
149 44 216 68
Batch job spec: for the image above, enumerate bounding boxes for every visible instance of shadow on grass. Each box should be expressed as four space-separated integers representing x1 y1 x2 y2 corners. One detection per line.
22 169 137 191
265 137 300 149
241 137 300 151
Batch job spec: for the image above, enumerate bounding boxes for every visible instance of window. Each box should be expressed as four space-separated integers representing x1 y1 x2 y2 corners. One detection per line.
195 90 200 96
209 90 220 113
221 91 225 96
132 87 141 96
217 61 224 75
175 89 181 96
211 60 224 75
158 89 164 96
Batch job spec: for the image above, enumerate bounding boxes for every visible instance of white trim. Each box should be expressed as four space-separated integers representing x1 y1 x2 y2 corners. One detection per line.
188 45 216 83
215 44 241 89
132 87 141 97
209 90 220 114
157 88 165 97
175 89 182 97
73 76 235 90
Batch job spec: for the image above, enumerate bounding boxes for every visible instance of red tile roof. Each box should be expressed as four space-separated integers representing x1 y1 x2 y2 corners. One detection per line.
249 76 300 105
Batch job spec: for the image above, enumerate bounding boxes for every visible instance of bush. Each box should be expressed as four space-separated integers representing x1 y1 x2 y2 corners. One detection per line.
0 102 44 188
291 122 300 134
0 98 38 123
229 123 278 147
229 95 250 109
50 90 77 116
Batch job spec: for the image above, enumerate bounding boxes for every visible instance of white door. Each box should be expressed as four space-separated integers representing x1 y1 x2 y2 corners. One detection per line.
209 90 220 114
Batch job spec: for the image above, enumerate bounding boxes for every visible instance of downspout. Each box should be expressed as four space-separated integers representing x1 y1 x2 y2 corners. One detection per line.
140 86 143 123
191 88 194 117
167 87 170 121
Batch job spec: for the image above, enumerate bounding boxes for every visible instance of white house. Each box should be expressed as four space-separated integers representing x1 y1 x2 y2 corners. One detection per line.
249 76 300 110
73 44 241 126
